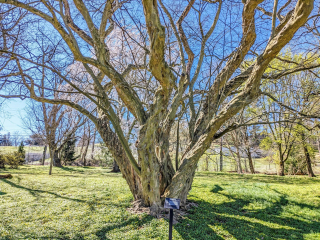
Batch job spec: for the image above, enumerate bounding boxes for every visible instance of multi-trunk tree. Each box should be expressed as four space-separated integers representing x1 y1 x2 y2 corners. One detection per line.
0 0 318 214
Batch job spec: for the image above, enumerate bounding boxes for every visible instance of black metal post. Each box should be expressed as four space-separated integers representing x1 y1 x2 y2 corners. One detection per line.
169 208 173 240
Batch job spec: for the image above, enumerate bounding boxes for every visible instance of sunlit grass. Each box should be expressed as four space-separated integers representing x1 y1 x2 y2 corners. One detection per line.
1 166 320 239
197 153 320 174
0 146 44 154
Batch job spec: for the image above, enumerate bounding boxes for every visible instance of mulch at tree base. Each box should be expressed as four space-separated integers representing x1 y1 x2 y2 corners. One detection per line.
127 199 198 224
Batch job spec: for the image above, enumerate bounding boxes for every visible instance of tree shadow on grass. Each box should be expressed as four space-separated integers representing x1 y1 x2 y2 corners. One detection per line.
174 185 320 240
60 166 86 173
95 214 153 240
0 179 87 204
211 184 224 193
0 179 132 212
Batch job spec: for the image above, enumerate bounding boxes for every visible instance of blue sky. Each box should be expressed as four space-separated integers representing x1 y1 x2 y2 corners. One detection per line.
0 99 30 135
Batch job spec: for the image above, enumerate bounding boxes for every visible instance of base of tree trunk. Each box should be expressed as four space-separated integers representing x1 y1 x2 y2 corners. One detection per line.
53 157 62 167
308 172 316 177
303 145 316 177
0 174 13 179
52 150 62 167
53 160 63 167
278 162 285 176
110 160 120 172
127 199 198 223
247 149 255 174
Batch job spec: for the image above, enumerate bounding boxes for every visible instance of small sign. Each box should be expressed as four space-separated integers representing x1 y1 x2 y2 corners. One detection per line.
164 198 181 210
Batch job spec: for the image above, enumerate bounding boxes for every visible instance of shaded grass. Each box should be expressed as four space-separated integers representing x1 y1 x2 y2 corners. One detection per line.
0 166 320 239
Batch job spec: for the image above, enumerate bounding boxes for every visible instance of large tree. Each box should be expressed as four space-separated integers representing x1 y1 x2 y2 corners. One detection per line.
0 0 318 214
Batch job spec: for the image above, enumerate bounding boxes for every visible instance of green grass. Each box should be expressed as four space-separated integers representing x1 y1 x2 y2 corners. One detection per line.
1 166 320 239
197 154 320 174
197 155 282 174
0 146 44 154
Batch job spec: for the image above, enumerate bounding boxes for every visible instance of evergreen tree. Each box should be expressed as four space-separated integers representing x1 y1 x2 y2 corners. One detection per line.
17 141 25 165
61 138 78 165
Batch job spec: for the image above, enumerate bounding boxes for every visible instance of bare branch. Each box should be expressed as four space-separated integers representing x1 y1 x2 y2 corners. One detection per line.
261 91 320 119
61 0 94 46
122 64 147 78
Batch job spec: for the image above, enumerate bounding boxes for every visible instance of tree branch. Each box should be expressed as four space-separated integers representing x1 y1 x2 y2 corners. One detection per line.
261 91 320 119
142 0 176 96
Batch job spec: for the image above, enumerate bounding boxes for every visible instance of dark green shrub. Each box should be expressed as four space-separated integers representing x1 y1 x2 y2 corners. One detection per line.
0 154 5 169
0 152 20 169
61 137 78 165
5 152 20 169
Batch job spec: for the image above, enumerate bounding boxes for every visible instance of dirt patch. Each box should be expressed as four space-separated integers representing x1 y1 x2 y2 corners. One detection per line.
127 200 151 215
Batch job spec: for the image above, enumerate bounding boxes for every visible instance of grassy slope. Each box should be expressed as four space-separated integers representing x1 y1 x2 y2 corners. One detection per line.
196 155 280 173
197 154 320 174
0 146 44 154
0 166 319 240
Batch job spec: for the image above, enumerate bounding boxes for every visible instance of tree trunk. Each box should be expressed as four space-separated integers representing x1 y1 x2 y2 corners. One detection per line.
236 147 242 174
111 160 120 172
317 138 320 154
216 157 218 172
79 130 85 160
49 150 53 175
278 159 285 176
303 145 316 177
82 136 90 166
53 150 62 167
205 155 209 171
91 128 97 160
139 151 162 214
175 120 180 171
244 157 248 173
220 138 223 171
237 155 242 174
42 145 47 165
247 147 255 174
277 144 285 176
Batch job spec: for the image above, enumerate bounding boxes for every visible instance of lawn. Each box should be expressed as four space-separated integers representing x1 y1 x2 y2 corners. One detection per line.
0 166 320 239
0 146 44 154
196 155 280 174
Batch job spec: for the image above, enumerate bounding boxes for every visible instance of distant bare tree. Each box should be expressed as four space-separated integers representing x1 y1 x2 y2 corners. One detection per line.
22 99 86 174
